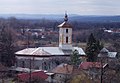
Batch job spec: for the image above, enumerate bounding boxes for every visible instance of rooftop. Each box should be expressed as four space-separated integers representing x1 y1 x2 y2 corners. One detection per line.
79 62 103 70
58 22 72 28
51 63 73 74
79 62 109 70
17 71 48 82
15 47 86 57
98 48 117 58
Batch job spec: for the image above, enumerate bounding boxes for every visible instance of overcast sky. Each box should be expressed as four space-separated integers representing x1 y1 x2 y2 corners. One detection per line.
0 0 120 15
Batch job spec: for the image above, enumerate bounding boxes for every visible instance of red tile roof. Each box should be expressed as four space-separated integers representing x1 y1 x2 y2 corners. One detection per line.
79 62 102 70
17 71 48 82
52 63 73 74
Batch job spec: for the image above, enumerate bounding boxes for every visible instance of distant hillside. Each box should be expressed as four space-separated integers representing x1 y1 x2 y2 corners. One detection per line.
70 16 120 22
0 14 62 20
0 14 77 20
0 14 120 22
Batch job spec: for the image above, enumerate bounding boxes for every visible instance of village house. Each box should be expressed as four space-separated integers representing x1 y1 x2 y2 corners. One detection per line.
79 62 108 80
17 70 48 82
51 63 73 83
98 47 117 63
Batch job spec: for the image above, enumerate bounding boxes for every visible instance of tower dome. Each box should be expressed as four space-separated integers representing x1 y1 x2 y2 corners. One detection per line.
58 13 72 28
64 13 68 22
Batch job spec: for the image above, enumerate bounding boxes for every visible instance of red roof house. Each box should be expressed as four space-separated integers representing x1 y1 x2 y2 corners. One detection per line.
79 62 102 70
17 71 48 82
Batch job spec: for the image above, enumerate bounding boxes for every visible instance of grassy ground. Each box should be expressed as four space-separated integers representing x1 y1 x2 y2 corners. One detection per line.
0 78 15 83
74 42 112 50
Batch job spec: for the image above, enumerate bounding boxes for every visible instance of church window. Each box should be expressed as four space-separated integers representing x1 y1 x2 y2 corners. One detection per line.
66 37 68 43
66 29 68 33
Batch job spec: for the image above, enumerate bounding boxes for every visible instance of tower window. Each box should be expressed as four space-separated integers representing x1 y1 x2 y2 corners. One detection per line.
66 37 68 43
66 29 68 33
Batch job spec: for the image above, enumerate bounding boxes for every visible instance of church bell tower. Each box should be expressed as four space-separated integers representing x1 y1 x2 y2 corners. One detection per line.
58 13 73 50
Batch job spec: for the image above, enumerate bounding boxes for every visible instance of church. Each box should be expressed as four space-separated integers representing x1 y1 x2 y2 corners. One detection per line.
15 13 86 70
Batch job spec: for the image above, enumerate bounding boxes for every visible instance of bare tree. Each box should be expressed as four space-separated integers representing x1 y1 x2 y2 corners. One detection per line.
0 27 16 67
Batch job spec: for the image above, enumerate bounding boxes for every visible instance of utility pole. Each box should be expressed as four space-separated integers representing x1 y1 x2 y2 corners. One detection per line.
26 27 32 83
100 59 103 83
98 48 109 83
29 58 32 83
27 28 30 48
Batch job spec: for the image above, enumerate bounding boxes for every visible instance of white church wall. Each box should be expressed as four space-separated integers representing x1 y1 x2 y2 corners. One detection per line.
16 57 58 71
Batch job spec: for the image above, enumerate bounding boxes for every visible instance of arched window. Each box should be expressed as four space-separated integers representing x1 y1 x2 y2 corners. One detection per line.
66 37 68 43
66 29 68 33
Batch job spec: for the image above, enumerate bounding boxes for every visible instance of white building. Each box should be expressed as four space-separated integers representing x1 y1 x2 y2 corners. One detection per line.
15 13 86 70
